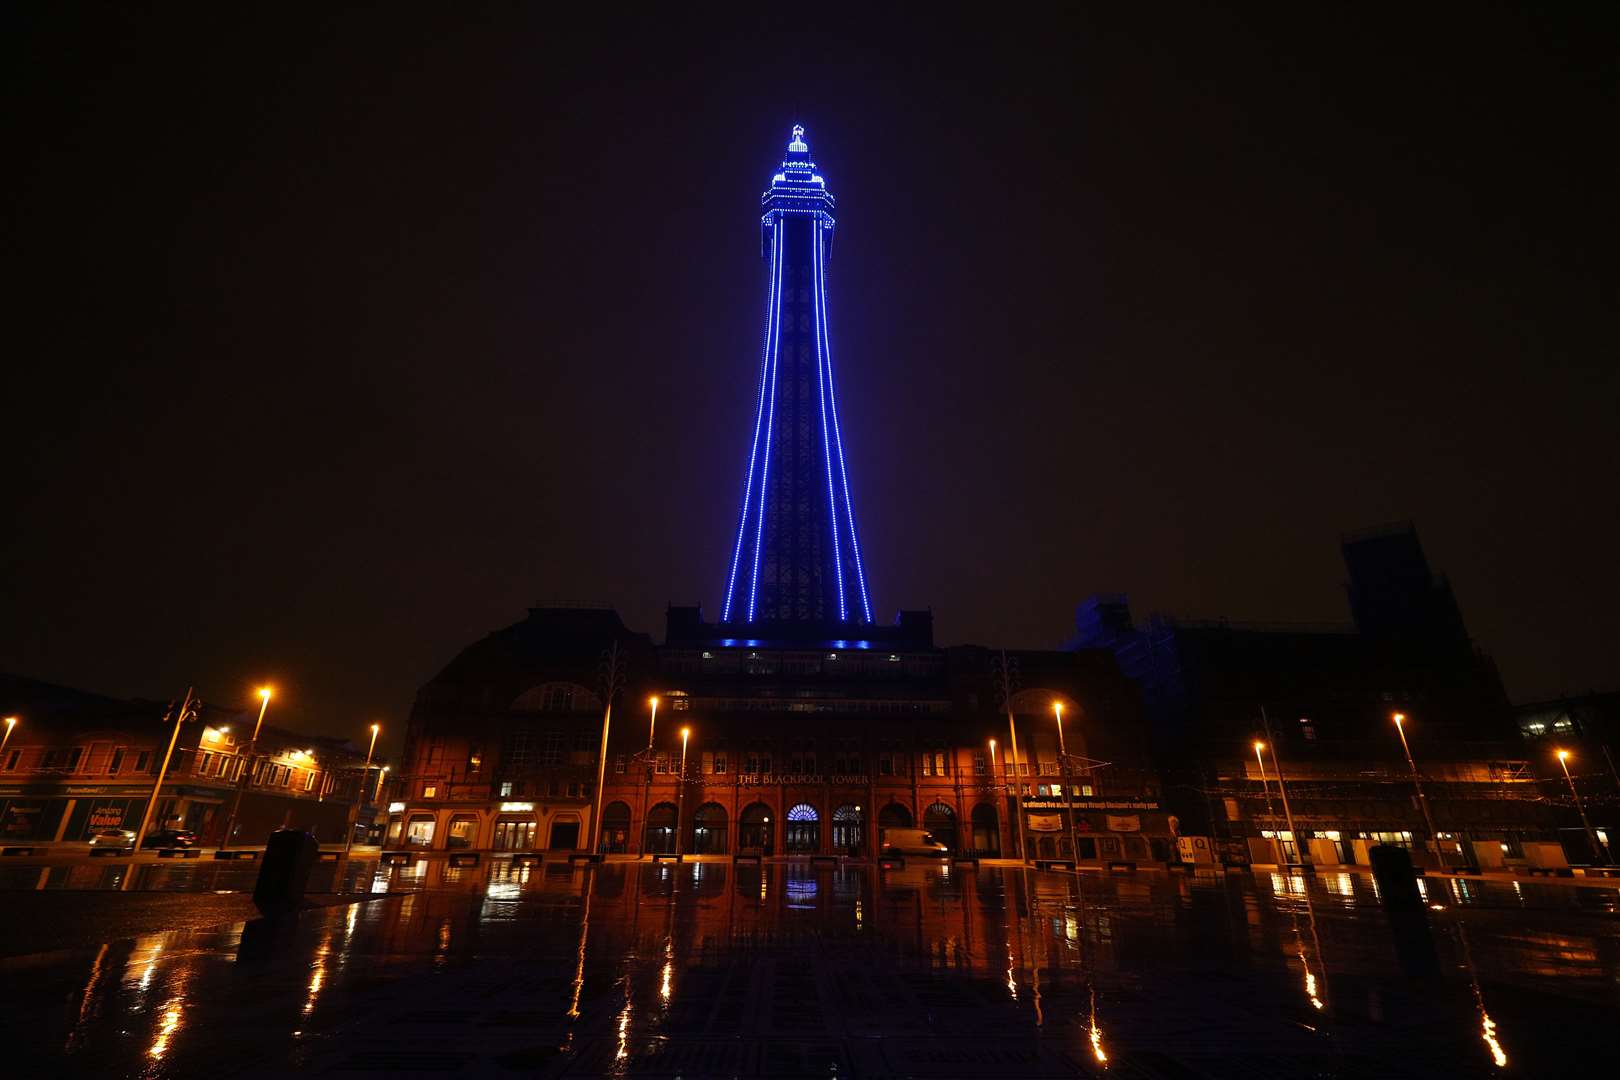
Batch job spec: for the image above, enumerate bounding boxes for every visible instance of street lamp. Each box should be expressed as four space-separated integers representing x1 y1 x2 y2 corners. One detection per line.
1259 707 1309 868
1392 713 1447 869
1053 701 1083 870
648 696 659 749
1253 741 1279 861
345 722 379 855
1557 750 1611 865
219 686 272 851
676 727 691 857
375 765 390 803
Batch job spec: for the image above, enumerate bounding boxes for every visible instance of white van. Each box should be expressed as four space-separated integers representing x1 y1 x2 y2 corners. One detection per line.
880 827 949 857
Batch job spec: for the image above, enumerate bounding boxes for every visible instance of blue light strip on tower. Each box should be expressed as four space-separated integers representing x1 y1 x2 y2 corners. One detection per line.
816 217 874 622
721 219 782 621
746 217 786 622
811 223 847 619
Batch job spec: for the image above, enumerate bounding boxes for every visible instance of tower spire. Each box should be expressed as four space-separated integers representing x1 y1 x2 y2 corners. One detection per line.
720 127 874 626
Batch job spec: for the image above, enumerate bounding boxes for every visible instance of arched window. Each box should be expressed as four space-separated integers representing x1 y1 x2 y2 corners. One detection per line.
924 802 957 852
832 804 864 853
738 802 773 853
645 802 677 854
785 803 819 854
693 802 728 854
510 682 603 714
878 803 913 828
970 803 1000 856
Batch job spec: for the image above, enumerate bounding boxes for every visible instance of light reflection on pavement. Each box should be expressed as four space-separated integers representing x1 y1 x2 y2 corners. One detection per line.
4 860 1618 1076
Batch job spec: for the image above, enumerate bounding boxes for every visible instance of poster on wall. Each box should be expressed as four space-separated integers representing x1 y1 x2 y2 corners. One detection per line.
1027 813 1063 832
1105 814 1141 832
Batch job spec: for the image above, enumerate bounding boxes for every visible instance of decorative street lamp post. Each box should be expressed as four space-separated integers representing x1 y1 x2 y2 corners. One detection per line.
1260 707 1310 869
1253 741 1279 863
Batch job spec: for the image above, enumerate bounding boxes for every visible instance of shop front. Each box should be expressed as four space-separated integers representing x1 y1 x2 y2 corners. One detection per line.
1020 795 1172 863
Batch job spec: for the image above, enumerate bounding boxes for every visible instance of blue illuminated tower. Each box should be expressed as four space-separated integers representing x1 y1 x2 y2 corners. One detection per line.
720 125 874 626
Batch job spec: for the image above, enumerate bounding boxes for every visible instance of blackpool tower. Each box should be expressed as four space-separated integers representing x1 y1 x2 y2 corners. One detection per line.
720 126 874 627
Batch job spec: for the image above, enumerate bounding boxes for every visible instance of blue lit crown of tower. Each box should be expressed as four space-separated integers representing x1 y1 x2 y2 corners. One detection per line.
721 125 874 626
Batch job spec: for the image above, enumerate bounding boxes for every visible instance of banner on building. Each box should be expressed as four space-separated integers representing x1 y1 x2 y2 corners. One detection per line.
1105 814 1141 833
1027 813 1064 832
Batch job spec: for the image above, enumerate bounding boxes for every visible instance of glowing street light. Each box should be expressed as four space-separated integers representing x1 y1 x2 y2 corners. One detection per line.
1557 749 1611 865
0 716 18 763
647 696 659 750
374 764 389 802
219 685 272 851
1392 713 1447 868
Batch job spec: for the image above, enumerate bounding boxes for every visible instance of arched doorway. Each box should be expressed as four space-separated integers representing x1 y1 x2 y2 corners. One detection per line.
644 802 677 854
600 801 631 853
878 803 912 828
971 803 1000 855
693 803 728 854
738 802 773 854
924 802 957 853
785 803 819 853
832 804 864 854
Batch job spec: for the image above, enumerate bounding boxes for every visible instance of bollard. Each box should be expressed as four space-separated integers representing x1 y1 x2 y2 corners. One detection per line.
1370 844 1440 977
253 827 319 916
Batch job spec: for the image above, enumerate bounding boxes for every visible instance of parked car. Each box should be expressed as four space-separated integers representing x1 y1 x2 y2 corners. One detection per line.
141 828 199 849
88 827 136 851
880 827 950 858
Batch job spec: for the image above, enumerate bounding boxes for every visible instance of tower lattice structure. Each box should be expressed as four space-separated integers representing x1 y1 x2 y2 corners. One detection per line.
721 126 874 627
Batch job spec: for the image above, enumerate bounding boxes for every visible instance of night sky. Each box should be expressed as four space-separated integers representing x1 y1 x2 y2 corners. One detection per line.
5 6 1616 743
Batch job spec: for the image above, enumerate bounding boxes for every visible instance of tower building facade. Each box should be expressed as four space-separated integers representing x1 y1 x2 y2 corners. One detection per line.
721 125 873 627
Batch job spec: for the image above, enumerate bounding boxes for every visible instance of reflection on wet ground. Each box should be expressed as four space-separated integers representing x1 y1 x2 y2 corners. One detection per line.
4 860 1617 1076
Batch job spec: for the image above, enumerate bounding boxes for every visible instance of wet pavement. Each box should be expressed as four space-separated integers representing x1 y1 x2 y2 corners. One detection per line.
2 860 1617 1077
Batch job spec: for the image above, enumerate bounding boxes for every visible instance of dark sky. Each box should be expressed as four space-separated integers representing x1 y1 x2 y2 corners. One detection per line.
4 5 1616 744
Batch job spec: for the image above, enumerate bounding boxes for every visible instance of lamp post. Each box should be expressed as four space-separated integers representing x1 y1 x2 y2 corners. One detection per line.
640 696 659 857
676 727 691 857
1253 741 1279 862
345 723 379 855
1053 702 1084 870
219 686 272 851
0 716 17 763
375 765 389 803
988 738 1000 856
1557 750 1611 865
996 649 1031 863
1260 707 1309 868
125 688 198 890
1392 713 1446 868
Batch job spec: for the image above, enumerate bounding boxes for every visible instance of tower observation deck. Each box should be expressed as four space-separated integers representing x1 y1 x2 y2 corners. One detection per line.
720 126 874 628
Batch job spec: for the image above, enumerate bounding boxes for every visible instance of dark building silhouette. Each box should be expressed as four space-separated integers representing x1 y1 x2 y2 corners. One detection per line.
1073 525 1562 869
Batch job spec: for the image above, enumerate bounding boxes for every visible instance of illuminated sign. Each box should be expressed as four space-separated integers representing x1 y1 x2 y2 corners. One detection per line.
499 801 535 813
387 802 406 814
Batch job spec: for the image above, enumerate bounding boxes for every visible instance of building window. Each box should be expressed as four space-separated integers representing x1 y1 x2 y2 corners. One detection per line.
613 754 625 775
108 747 126 775
304 771 317 791
281 767 294 787
423 784 438 799
467 748 483 774
1299 717 1316 741
543 685 575 712
447 815 479 848
3 750 18 771
972 751 987 776
494 818 536 850
405 815 436 846
499 781 514 797
541 731 565 766
713 751 727 774
656 752 670 775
